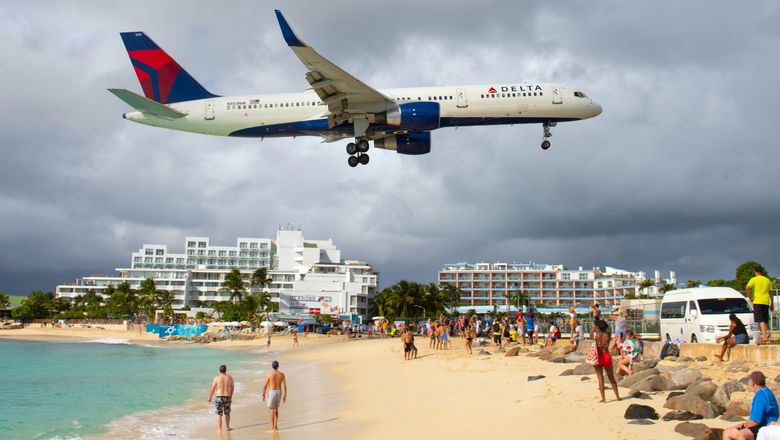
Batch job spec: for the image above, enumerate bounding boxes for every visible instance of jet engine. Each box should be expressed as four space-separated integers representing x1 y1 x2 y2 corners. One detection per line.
372 102 440 131
374 131 431 155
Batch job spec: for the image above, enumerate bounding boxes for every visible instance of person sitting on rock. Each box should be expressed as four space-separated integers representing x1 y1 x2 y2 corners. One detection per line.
617 330 641 376
723 371 778 440
715 313 750 363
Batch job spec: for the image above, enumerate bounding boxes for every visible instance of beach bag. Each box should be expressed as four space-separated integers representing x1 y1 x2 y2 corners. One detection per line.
585 341 599 366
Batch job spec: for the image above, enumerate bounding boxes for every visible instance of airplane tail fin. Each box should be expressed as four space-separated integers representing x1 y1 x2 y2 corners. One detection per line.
119 32 217 104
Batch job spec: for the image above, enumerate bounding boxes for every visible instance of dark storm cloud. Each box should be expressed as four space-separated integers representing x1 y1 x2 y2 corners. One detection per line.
1 0 779 295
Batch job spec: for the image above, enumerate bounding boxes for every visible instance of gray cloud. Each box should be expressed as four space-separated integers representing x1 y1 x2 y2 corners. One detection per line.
1 0 779 295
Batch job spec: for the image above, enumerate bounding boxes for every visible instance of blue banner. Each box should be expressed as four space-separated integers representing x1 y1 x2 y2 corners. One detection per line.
146 324 208 338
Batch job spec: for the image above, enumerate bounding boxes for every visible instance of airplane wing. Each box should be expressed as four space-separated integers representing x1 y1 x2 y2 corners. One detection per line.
108 88 187 120
275 10 395 131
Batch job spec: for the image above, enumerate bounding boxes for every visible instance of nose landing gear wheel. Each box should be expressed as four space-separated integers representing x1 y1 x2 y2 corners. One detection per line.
348 156 359 167
541 140 551 150
358 153 370 165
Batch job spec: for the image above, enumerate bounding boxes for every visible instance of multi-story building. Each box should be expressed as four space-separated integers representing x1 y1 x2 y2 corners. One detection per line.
56 226 378 320
438 261 675 313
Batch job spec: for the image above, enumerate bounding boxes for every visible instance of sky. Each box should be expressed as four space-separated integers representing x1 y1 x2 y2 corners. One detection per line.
1 1 779 295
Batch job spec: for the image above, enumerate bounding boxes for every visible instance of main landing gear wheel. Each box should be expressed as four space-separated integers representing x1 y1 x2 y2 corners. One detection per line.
346 142 358 155
358 153 370 165
540 121 555 150
346 138 371 167
357 140 369 153
348 156 359 167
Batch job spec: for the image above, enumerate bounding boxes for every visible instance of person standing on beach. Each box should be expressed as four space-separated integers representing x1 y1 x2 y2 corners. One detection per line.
262 360 287 431
465 325 475 354
592 320 621 403
208 365 235 432
292 329 299 348
747 266 773 345
568 306 577 344
402 328 417 360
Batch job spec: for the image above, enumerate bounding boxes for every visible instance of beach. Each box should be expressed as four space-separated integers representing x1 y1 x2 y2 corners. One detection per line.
3 326 777 439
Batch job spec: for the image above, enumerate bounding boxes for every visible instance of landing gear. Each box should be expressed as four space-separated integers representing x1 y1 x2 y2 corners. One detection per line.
541 121 556 150
346 138 370 167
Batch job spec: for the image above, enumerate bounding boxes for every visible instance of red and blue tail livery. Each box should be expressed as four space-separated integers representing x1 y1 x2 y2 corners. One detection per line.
119 32 216 104
111 11 602 168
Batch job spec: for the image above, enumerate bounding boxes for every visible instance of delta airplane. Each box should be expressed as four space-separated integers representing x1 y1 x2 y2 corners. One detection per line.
110 10 602 167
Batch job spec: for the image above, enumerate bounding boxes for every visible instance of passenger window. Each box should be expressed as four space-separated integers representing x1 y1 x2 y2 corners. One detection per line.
449 96 453 99
689 301 698 314
501 93 505 97
481 95 484 98
540 92 543 96
417 97 421 100
661 301 686 319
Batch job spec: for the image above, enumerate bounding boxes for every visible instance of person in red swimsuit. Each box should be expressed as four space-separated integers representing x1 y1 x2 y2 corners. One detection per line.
593 319 621 403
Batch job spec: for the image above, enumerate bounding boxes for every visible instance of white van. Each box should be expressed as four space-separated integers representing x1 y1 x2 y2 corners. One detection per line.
660 287 759 343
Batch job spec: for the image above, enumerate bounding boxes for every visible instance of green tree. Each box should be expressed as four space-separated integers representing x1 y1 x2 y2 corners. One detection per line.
0 293 10 310
250 267 274 321
106 281 138 318
707 279 728 287
137 278 160 322
733 261 767 293
685 279 702 288
221 269 246 304
12 291 54 320
659 282 677 294
624 291 637 300
156 290 175 323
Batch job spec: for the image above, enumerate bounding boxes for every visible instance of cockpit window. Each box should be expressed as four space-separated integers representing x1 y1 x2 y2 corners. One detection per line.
574 91 587 98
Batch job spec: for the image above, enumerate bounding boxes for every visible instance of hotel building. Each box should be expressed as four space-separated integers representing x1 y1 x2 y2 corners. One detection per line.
438 262 675 312
56 226 378 320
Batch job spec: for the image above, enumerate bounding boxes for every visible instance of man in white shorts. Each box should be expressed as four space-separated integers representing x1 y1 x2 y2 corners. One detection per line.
262 360 287 431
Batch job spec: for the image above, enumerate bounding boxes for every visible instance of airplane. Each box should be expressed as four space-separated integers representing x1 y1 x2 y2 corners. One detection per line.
110 10 602 168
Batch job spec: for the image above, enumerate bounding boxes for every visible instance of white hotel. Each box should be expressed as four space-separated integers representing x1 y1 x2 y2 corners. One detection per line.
439 262 675 312
56 226 378 320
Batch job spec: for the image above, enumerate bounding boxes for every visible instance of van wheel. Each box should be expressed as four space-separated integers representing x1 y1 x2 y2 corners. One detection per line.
691 334 698 343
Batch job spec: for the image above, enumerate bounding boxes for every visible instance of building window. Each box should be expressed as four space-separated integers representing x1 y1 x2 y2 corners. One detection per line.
187 241 196 247
198 242 206 248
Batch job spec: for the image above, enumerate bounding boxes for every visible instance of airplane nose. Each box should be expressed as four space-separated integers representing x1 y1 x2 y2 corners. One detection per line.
591 102 603 117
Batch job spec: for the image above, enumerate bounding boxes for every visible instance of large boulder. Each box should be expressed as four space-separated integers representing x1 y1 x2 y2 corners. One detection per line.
723 391 752 418
553 345 575 356
711 380 745 408
671 369 703 389
559 369 574 376
504 346 521 357
564 352 585 364
619 368 660 389
674 422 715 439
651 374 679 391
572 363 596 375
624 404 660 420
641 359 659 369
664 395 724 419
685 380 717 401
657 359 687 373
662 410 703 422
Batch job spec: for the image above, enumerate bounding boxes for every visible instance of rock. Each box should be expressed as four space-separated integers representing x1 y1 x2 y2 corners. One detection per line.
727 365 750 373
672 368 703 389
628 419 656 425
559 369 574 376
550 357 566 363
685 380 717 401
581 376 591 381
504 346 521 357
629 390 652 400
619 368 660 389
526 352 540 357
662 410 703 421
651 374 678 391
657 359 687 373
695 356 708 362
711 380 745 408
496 348 506 353
666 356 679 361
679 356 694 363
720 414 745 422
723 392 752 418
664 395 724 419
624 404 660 420
674 422 714 439
738 376 751 386
564 352 585 364
479 350 491 355
572 363 596 375
527 375 545 381
641 359 660 369
774 374 780 383
667 391 685 400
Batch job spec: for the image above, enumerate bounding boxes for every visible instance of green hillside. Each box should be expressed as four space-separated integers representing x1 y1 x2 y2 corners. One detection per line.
8 295 25 308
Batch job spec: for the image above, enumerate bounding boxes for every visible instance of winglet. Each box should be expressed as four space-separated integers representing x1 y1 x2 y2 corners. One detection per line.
275 10 306 47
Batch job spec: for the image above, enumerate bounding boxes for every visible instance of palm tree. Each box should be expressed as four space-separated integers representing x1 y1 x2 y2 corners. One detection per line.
156 290 175 323
250 267 274 320
659 282 677 294
221 269 246 304
137 278 159 322
0 293 10 310
685 279 702 288
113 281 138 317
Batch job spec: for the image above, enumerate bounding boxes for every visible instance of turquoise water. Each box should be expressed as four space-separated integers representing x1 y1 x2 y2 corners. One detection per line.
0 339 254 439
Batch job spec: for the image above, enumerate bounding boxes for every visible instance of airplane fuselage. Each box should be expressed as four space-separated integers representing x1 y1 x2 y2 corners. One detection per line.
123 82 602 140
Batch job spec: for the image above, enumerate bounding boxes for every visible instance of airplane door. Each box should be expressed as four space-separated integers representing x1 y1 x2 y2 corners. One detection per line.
205 100 215 120
552 87 563 104
456 88 468 108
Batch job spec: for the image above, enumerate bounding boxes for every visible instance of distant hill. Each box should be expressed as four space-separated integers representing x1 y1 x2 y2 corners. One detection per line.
8 295 25 308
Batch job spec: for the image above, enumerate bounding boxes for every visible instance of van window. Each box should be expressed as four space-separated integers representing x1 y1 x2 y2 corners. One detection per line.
689 301 698 314
698 298 752 315
661 301 686 319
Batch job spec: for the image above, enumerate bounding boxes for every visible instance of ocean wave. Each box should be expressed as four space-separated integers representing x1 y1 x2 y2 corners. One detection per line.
80 338 163 349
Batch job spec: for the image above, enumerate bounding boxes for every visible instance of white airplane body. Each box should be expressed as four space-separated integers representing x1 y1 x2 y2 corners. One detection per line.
111 10 602 167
